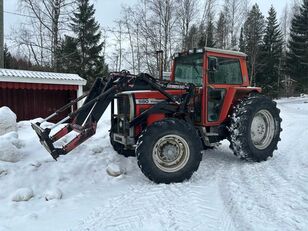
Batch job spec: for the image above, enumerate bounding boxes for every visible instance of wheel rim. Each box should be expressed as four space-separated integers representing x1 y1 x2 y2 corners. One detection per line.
250 109 275 150
152 135 190 173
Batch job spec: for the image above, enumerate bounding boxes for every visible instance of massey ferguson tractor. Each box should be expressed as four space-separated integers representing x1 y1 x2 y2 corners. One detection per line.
32 47 282 184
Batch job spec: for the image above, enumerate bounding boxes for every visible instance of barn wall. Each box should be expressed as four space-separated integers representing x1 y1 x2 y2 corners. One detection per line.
0 88 77 121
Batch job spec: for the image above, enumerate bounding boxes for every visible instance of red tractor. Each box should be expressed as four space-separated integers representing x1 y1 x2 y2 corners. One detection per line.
32 47 282 183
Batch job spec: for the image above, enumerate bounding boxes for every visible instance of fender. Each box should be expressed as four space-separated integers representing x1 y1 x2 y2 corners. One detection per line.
129 100 178 127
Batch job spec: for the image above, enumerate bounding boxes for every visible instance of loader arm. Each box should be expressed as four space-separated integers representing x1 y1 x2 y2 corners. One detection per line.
32 71 194 160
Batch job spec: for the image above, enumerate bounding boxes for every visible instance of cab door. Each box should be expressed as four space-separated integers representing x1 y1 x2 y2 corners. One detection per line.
204 53 244 126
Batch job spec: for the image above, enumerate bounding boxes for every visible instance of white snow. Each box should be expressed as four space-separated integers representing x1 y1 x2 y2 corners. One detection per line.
106 163 123 177
0 132 23 163
43 188 62 201
0 98 307 230
11 188 34 202
0 106 17 136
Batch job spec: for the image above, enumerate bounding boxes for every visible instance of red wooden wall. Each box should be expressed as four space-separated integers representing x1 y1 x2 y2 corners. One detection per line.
0 87 77 121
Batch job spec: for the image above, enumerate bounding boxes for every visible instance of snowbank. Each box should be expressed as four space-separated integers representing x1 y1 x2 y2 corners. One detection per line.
0 140 20 163
0 108 20 162
11 188 34 202
44 188 63 201
0 132 23 162
0 106 17 136
106 163 123 177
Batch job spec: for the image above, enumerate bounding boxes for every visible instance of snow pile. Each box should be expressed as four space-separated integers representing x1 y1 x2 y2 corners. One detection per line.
0 106 17 136
11 188 34 202
0 107 23 162
44 188 62 201
0 132 23 163
106 163 123 177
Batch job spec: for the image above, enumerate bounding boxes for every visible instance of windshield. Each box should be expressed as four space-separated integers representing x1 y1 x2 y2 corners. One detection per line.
174 54 203 86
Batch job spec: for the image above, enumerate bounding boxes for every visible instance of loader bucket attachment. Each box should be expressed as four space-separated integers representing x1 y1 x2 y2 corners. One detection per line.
31 122 65 160
31 71 184 159
31 76 121 160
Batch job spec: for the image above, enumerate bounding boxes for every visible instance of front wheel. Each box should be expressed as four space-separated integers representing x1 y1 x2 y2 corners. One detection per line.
136 118 203 184
229 94 282 161
109 132 135 157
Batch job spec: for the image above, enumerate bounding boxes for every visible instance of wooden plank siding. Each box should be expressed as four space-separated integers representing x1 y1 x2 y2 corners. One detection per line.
0 88 77 121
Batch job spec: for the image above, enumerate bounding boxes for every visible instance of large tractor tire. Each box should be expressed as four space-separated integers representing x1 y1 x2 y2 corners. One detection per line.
109 133 135 157
136 118 203 184
229 94 282 161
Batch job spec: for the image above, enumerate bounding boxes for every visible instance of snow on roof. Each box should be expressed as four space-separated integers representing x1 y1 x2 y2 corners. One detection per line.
204 47 247 57
0 68 87 86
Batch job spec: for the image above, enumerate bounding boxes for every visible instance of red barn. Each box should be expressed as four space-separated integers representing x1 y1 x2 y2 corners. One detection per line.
0 69 86 121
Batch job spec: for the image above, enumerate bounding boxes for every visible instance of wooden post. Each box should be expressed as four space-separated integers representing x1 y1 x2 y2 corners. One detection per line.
156 50 163 80
0 0 3 68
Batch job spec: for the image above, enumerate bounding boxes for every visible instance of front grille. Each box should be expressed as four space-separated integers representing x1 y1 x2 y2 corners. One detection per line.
112 95 131 136
118 95 130 115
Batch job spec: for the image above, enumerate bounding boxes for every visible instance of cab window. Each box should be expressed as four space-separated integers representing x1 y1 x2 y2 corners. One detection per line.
174 54 203 86
208 57 242 84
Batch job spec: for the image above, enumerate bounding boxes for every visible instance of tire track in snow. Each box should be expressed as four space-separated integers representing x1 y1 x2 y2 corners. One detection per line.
237 163 300 230
216 99 308 230
71 182 224 231
261 161 308 230
218 162 259 231
200 147 237 231
271 101 308 195
218 152 308 231
196 144 244 231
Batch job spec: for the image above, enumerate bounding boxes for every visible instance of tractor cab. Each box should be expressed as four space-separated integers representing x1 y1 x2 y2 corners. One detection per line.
170 47 255 127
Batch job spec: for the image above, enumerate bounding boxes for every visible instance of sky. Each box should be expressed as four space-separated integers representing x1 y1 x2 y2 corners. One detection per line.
3 0 291 38
3 0 291 55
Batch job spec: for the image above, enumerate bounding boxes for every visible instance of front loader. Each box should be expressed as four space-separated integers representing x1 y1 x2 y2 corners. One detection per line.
32 71 194 160
32 47 282 184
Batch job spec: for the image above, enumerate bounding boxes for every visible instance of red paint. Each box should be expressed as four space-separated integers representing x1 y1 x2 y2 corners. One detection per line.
0 81 78 90
204 51 261 126
147 113 165 126
169 50 261 128
63 123 97 153
51 125 71 142
0 84 77 121
133 90 185 99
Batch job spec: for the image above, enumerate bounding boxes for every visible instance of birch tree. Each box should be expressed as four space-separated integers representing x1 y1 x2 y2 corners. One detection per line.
18 0 76 70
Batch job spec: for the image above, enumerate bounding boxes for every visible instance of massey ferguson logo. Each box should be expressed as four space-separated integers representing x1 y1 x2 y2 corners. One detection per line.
136 99 164 105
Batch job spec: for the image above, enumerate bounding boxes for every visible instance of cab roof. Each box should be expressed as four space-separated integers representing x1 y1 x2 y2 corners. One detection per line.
204 47 247 57
174 47 247 58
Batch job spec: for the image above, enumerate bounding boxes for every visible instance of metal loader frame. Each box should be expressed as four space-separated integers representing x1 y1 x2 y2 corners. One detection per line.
32 71 194 160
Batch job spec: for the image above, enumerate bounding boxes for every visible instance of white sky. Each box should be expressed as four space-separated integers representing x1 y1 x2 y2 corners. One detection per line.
3 0 290 53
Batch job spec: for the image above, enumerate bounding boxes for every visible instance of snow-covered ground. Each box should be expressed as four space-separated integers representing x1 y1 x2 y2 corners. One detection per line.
0 97 308 231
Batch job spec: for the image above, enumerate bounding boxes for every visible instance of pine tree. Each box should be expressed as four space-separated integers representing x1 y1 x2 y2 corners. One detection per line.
71 0 108 89
216 12 228 49
258 6 283 97
59 36 80 73
206 19 215 48
3 44 12 69
243 4 265 85
287 0 308 93
185 25 198 49
239 27 245 52
197 23 206 48
197 20 215 48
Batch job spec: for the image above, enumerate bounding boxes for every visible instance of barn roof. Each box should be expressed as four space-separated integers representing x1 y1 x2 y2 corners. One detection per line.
0 68 86 86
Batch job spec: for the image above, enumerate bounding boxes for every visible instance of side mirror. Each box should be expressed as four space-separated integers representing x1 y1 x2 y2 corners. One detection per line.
209 57 218 72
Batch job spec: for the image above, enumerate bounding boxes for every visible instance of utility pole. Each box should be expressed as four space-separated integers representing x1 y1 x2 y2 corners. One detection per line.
0 0 3 68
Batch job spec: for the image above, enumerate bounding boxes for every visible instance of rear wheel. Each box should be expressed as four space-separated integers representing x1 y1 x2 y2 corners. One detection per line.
136 118 203 183
229 94 282 161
